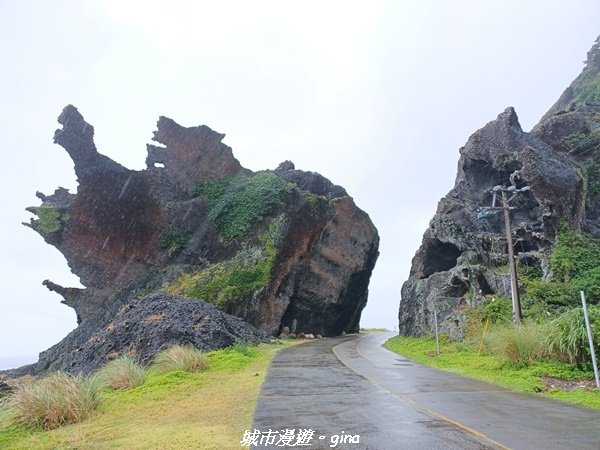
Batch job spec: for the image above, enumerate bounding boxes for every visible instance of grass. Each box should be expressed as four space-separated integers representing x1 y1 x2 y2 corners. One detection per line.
152 345 209 373
94 355 147 390
486 324 547 366
0 342 292 449
4 372 101 431
384 335 600 409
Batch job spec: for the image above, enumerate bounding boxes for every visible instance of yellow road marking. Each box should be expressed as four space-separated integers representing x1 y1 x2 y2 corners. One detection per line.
332 337 511 450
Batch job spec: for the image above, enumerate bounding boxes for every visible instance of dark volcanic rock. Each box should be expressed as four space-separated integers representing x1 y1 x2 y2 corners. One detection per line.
17 105 379 375
22 293 266 375
274 160 348 199
0 381 12 398
399 36 600 337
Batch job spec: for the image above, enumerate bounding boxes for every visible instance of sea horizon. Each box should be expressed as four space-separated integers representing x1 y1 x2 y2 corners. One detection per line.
0 356 37 371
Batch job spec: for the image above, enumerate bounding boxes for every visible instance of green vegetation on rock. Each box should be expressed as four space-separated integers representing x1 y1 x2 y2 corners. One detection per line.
193 172 295 242
521 225 600 313
164 215 286 310
158 232 187 254
585 155 600 195
573 72 600 106
34 206 67 234
571 36 600 106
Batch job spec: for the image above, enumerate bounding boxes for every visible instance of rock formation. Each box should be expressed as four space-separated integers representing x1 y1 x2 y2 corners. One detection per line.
16 105 378 374
399 36 600 337
18 293 266 375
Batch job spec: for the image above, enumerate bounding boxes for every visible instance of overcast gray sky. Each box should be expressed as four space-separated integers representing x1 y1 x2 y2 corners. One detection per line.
0 0 598 368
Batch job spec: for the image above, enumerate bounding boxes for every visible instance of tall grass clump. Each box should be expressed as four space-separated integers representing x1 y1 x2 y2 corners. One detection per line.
94 355 147 390
153 345 209 373
8 372 100 430
544 306 600 366
486 324 547 366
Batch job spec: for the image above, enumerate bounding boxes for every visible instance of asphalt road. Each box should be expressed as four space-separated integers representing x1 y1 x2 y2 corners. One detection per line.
252 332 600 450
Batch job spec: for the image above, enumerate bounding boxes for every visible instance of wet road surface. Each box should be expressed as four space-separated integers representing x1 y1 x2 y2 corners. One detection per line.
253 332 600 450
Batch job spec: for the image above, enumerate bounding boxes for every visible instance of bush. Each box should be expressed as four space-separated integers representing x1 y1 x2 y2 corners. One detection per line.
522 279 574 311
153 345 209 373
544 306 600 366
486 324 547 367
193 173 294 241
7 372 100 430
478 296 513 324
158 232 187 254
550 225 600 282
94 355 147 390
522 225 600 313
466 296 512 338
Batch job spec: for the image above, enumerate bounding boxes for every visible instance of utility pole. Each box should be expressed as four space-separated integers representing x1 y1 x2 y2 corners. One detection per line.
502 190 522 324
478 184 529 324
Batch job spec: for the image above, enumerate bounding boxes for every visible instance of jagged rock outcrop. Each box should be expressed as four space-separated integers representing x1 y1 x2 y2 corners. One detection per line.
7 293 267 376
399 36 600 337
16 105 378 374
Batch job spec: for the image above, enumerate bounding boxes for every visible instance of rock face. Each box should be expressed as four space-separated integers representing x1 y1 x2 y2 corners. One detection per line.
18 105 379 373
11 293 266 375
399 36 600 337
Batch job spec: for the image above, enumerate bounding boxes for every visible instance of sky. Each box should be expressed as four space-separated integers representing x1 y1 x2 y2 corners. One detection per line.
0 0 598 368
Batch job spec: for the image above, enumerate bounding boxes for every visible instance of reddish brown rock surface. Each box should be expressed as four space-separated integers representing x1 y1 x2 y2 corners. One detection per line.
18 105 379 374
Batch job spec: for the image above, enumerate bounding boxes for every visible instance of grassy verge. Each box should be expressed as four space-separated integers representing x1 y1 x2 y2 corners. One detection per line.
0 342 293 450
384 335 600 409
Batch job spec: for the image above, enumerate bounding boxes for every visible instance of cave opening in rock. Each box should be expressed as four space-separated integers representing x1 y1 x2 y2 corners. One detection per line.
476 273 494 295
420 239 462 279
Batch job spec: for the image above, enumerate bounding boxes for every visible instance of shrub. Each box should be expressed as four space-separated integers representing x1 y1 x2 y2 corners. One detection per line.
522 225 600 313
544 306 600 366
153 345 209 373
94 355 147 390
550 224 600 282
486 324 547 367
478 296 513 324
7 372 100 430
522 279 574 311
193 173 294 241
466 296 512 338
158 232 187 253
586 158 600 195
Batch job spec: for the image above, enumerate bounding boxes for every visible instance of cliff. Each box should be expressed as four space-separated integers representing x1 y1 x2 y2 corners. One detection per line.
399 36 600 337
17 106 379 374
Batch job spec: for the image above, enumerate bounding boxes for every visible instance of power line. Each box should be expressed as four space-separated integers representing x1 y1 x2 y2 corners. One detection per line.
478 184 530 324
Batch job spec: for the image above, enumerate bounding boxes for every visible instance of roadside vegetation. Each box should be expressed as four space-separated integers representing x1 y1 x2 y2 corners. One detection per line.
387 225 600 410
0 342 291 449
